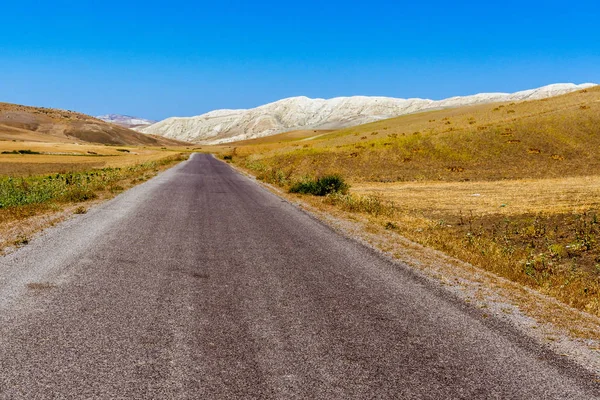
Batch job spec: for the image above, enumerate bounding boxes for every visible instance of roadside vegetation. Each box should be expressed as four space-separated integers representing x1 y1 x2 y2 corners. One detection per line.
222 86 600 318
0 152 188 252
319 191 600 318
289 175 349 196
0 155 186 208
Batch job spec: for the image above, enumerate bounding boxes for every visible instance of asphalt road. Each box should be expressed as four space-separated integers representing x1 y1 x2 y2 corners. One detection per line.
0 153 598 399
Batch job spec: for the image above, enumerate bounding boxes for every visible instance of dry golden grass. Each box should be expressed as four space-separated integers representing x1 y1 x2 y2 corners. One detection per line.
291 195 600 341
226 86 600 319
0 101 190 146
1 141 132 155
0 141 188 176
341 176 600 316
353 176 600 217
231 86 600 183
231 129 335 145
319 191 600 317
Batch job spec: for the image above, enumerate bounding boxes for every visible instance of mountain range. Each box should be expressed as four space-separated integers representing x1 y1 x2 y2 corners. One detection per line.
135 83 596 144
96 114 156 129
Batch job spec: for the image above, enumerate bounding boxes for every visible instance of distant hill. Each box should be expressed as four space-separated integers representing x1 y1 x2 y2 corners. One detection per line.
96 114 156 129
0 103 187 146
231 84 600 183
138 83 596 144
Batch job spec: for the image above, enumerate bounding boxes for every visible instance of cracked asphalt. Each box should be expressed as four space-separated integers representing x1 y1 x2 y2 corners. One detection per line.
0 153 598 399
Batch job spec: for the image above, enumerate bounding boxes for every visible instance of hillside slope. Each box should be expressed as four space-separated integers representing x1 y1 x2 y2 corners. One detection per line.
0 103 186 146
231 85 600 182
140 83 595 144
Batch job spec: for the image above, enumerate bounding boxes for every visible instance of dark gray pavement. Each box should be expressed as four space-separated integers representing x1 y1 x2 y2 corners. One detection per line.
0 153 598 399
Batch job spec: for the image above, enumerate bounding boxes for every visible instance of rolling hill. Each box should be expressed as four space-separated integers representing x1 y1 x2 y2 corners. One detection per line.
139 83 595 144
0 103 187 146
230 84 600 183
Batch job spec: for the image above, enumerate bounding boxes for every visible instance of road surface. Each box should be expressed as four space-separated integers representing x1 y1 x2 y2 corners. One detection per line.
0 154 597 399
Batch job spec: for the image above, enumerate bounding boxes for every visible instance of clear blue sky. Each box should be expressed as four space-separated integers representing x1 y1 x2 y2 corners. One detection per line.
1 1 598 120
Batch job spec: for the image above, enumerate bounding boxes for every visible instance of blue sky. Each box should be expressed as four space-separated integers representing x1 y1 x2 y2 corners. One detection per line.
0 1 598 120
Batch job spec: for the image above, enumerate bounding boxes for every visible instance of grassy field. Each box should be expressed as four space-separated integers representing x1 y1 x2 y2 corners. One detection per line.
0 141 191 176
353 177 600 217
332 179 600 317
224 86 600 318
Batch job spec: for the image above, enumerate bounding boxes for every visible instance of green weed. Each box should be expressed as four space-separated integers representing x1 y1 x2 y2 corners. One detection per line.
290 175 349 196
0 154 187 209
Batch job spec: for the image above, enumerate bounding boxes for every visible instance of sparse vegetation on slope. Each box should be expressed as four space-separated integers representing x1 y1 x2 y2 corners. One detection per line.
226 86 600 318
0 101 189 146
233 86 600 183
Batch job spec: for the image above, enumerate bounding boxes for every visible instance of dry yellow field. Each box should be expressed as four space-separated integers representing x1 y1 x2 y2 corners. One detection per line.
0 141 188 176
231 129 335 145
353 176 600 217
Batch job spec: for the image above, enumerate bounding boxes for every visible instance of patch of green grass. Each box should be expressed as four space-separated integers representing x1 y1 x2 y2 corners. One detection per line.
289 175 349 196
109 185 125 193
0 154 187 209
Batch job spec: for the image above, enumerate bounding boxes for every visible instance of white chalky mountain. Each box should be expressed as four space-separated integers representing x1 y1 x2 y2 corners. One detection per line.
96 114 156 129
138 83 596 144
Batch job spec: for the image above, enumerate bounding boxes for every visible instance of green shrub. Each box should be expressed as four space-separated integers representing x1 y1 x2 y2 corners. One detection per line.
289 175 349 196
1 149 41 155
